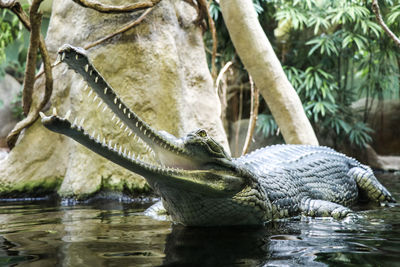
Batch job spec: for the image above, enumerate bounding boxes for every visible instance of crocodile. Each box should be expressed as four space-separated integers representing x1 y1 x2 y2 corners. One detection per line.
40 45 396 226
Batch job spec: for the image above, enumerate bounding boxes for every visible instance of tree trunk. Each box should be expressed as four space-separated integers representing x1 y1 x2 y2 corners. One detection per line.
0 0 228 199
220 0 319 145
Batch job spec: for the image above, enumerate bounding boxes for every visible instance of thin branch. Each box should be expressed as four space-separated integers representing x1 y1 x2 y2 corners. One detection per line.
234 84 243 157
71 0 160 13
372 0 400 48
22 0 42 115
215 61 232 132
198 0 217 78
38 30 53 115
241 75 259 156
84 7 154 50
3 0 54 149
215 61 233 94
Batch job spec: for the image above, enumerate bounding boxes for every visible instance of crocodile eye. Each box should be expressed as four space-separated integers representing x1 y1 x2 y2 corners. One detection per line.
196 129 207 137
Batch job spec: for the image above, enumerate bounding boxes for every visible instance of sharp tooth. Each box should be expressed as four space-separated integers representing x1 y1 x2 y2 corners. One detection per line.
111 114 115 121
102 106 107 112
97 101 102 108
123 108 126 114
97 134 100 142
93 95 98 102
89 70 93 76
116 118 120 124
123 148 127 156
88 90 93 97
114 97 117 104
85 64 89 72
103 138 106 144
128 130 132 136
83 84 88 91
39 112 45 118
118 146 122 154
120 123 124 129
131 153 135 160
144 129 147 135
104 87 108 94
92 130 95 137
95 76 98 83
65 110 72 120
135 122 139 127
75 54 79 60
118 103 122 109
109 140 112 147
114 144 117 150
140 126 143 131
52 107 57 116
124 126 129 132
61 52 65 61
73 117 78 125
128 113 131 119
128 151 131 158
80 118 85 125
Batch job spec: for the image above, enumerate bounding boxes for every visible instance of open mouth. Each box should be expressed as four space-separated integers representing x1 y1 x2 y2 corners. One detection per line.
39 45 246 198
40 44 189 173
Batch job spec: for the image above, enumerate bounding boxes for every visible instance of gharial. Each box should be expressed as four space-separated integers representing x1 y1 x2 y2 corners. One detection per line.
40 45 396 226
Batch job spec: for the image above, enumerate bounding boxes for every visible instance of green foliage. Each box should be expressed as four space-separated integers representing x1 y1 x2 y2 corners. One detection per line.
256 114 278 137
0 9 26 79
347 121 373 148
274 0 400 148
0 10 22 62
207 0 400 149
0 9 29 81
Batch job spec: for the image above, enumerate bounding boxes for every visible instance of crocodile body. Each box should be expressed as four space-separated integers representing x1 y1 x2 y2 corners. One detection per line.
40 45 395 226
160 144 394 225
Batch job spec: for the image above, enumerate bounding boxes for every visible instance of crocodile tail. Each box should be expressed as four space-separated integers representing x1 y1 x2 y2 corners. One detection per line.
348 166 396 203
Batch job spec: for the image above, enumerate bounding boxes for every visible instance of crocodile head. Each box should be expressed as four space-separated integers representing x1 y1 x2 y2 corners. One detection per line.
41 45 269 226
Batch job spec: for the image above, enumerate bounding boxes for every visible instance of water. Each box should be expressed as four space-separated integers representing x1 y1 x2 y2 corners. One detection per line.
0 173 399 266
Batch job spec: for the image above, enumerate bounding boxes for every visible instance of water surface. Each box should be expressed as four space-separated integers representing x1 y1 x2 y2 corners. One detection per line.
0 173 399 266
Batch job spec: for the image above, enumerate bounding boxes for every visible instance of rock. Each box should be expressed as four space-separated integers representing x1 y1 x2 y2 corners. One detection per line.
0 0 228 199
352 99 400 156
0 74 21 143
364 145 400 171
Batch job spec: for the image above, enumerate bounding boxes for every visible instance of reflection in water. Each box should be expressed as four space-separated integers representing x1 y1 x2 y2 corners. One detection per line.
162 225 273 266
0 172 398 266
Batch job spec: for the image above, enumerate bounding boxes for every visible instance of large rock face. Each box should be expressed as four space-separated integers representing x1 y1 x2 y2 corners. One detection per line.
0 0 228 199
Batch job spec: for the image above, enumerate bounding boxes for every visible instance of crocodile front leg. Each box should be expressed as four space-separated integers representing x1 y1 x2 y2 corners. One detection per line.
300 198 353 219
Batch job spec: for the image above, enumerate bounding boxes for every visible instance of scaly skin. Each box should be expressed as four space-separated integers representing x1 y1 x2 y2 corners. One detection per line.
40 45 395 226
